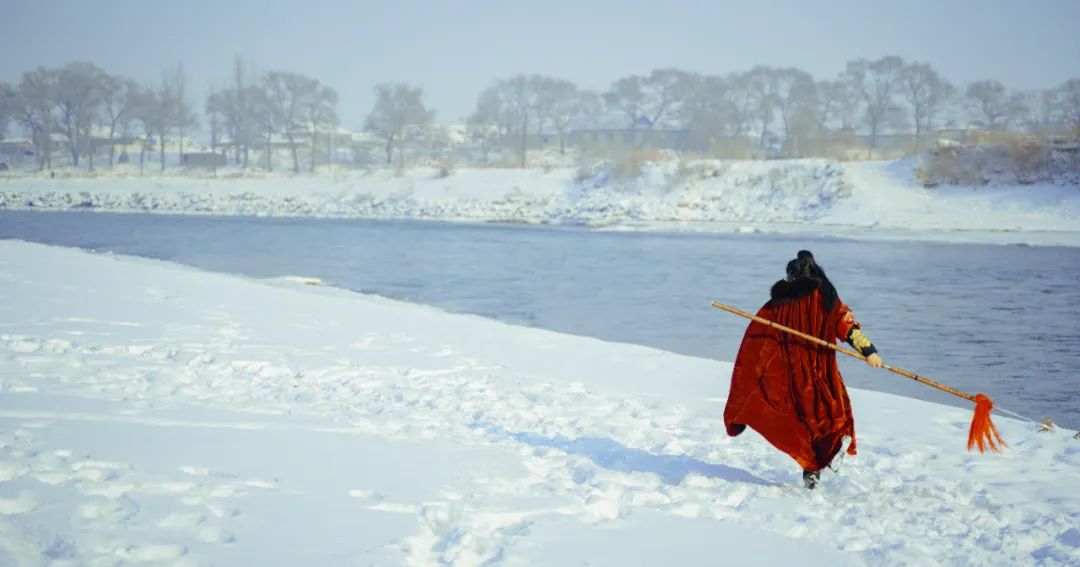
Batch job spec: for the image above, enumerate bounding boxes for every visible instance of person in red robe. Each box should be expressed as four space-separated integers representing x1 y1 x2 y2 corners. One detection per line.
723 250 884 489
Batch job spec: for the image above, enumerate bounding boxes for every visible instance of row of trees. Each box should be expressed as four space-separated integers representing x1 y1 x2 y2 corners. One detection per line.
457 57 1080 164
467 75 598 166
607 59 1080 152
0 61 197 171
205 59 338 172
0 59 340 173
3 55 1080 171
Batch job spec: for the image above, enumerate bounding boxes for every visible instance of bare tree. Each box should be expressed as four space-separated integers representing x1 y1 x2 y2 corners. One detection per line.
212 57 262 167
471 83 515 139
54 61 106 168
213 85 259 167
900 62 954 150
129 87 165 174
770 67 816 152
149 85 171 170
465 116 500 164
604 68 691 130
1059 79 1080 134
151 87 171 172
305 86 337 172
468 85 511 163
263 71 321 173
205 90 224 154
0 82 15 141
675 73 714 126
231 60 256 167
471 76 540 167
562 89 600 153
509 75 542 167
163 63 197 160
537 78 597 154
744 66 778 148
144 77 182 172
813 78 857 134
640 68 692 128
127 67 196 174
1021 88 1061 136
966 79 1026 131
249 86 276 171
678 74 734 143
17 67 59 170
365 83 432 167
100 75 140 168
253 82 280 172
604 75 647 128
723 71 757 137
845 55 907 157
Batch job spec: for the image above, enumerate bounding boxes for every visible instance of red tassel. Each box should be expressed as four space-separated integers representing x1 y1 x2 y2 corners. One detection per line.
967 393 1006 453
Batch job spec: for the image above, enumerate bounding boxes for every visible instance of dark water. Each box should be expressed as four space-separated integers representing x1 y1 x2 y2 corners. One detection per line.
2 211 1078 429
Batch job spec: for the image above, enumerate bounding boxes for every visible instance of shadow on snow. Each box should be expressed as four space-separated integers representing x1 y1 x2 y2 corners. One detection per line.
471 420 779 487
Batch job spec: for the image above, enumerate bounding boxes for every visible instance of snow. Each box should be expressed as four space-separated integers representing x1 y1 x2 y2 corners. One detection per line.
822 160 1080 234
2 158 1078 246
1 240 1077 565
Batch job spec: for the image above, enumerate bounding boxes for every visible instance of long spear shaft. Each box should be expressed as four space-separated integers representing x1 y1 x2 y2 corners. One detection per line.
710 301 976 403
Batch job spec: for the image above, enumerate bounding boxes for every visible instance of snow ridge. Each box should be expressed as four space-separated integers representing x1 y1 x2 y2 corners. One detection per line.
0 160 850 225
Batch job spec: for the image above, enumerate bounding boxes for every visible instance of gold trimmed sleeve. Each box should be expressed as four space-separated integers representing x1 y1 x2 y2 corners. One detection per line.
846 328 878 356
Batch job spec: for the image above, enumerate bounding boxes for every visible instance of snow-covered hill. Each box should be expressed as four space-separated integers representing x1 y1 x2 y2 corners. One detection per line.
1 240 1077 565
822 160 1080 233
2 158 1079 245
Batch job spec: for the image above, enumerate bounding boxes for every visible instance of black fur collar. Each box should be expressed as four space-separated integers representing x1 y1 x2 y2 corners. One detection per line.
770 277 820 303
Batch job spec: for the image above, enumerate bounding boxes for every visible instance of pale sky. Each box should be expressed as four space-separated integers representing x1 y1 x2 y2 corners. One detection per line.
3 0 1079 131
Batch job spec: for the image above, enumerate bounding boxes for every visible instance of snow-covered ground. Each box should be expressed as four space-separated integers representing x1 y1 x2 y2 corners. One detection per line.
2 159 1078 246
1 240 1077 566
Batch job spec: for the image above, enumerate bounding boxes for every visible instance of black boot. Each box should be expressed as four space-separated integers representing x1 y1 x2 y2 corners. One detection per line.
802 470 820 490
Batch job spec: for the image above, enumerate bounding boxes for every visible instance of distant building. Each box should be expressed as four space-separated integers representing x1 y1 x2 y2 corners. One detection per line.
0 139 34 157
1050 136 1079 153
567 127 692 151
0 138 40 167
181 152 227 169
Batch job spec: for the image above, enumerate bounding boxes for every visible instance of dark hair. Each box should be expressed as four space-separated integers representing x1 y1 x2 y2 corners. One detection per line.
785 250 838 312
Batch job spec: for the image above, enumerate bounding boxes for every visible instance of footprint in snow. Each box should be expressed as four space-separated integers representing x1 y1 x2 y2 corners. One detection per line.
0 491 40 515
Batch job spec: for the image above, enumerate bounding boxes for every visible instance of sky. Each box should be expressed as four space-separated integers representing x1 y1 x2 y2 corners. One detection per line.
3 0 1079 132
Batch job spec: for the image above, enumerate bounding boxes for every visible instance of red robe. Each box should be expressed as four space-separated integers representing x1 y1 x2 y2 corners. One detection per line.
723 277 859 472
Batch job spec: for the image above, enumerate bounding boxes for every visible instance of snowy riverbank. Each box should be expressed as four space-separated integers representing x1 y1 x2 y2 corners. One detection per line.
2 159 1079 246
1 240 1077 565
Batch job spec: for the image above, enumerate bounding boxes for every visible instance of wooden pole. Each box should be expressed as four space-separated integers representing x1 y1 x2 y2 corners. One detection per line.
711 301 976 403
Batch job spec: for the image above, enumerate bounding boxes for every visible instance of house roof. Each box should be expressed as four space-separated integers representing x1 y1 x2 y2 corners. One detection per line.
570 127 689 134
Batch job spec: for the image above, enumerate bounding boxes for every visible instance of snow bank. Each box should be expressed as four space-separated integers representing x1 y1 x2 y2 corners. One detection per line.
0 160 850 225
1 240 1077 565
918 141 1080 187
821 160 1080 234
2 157 1079 244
